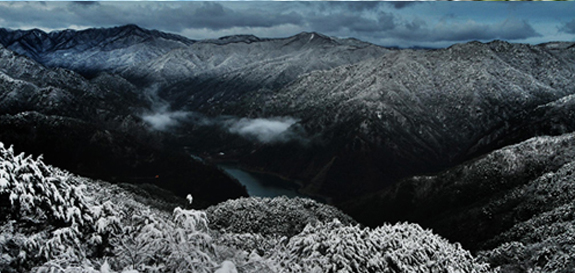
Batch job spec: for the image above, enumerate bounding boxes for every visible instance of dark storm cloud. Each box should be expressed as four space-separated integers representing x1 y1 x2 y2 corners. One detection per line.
71 1 99 7
0 3 70 29
558 19 575 34
179 3 303 31
321 1 419 12
322 1 382 12
387 2 421 10
0 2 569 48
309 11 395 33
62 2 303 32
388 18 541 43
440 19 541 41
0 2 303 33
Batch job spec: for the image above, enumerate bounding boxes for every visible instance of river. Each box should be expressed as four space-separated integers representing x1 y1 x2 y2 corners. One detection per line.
218 164 310 199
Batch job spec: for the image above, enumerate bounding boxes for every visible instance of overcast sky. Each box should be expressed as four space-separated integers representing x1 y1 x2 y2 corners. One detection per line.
0 1 574 48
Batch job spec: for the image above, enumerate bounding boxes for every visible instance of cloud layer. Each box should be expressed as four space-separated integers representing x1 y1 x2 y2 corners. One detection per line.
142 111 190 131
0 2 573 48
141 109 305 144
227 117 299 144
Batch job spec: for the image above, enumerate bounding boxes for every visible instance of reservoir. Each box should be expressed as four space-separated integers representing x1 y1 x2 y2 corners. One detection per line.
218 164 309 199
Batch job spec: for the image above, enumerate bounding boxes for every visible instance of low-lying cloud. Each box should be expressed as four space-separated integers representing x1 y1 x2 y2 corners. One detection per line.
142 111 190 131
227 117 299 144
141 109 306 144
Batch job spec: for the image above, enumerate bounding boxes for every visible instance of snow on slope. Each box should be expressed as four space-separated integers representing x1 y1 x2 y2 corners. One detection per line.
0 25 194 76
226 40 575 201
0 42 145 121
0 26 390 113
119 31 389 111
0 142 496 273
344 132 575 266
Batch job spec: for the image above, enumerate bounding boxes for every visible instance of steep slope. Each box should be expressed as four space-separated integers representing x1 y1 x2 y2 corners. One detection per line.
0 143 496 273
0 24 194 77
0 112 246 207
344 132 575 256
0 26 389 112
0 43 146 120
478 195 575 272
4 26 575 222
226 40 575 201
0 44 247 206
148 32 389 112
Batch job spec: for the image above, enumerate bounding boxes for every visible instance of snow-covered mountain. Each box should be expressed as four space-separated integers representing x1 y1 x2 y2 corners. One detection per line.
0 143 497 273
3 25 575 231
227 40 575 201
3 24 575 272
0 42 247 207
0 24 194 77
156 32 389 112
0 42 146 120
344 132 575 271
0 26 389 111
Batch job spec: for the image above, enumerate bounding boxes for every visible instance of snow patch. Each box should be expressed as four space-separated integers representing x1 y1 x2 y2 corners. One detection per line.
215 261 238 273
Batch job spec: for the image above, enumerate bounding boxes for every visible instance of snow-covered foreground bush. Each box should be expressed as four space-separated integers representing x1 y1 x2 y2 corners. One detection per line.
270 220 494 273
0 142 97 272
0 143 219 273
0 142 497 273
206 196 356 237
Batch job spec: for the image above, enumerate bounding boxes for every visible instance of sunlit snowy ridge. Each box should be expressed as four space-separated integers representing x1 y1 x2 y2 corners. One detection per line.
0 142 495 273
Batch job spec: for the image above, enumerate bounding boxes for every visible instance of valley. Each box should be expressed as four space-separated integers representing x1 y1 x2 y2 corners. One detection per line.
2 24 575 272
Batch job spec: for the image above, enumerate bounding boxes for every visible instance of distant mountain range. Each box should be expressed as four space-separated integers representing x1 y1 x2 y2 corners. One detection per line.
2 25 575 263
1 25 389 112
0 24 193 76
0 37 247 208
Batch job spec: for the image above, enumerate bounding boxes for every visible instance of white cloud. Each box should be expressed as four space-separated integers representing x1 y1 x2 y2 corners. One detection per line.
141 109 306 144
142 111 189 131
227 117 299 144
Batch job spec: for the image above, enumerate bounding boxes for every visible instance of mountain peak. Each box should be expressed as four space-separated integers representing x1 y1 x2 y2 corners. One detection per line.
297 31 321 36
28 28 48 36
203 34 263 45
120 24 141 29
282 31 336 47
116 24 144 32
113 24 148 36
294 31 328 40
106 24 194 45
448 40 485 49
287 31 377 48
538 41 575 50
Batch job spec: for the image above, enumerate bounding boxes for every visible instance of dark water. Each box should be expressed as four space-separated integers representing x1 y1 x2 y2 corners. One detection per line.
218 164 309 199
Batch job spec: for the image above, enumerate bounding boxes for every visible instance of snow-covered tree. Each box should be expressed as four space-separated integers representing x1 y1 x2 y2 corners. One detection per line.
0 142 96 271
1 142 500 273
270 220 496 273
206 196 356 237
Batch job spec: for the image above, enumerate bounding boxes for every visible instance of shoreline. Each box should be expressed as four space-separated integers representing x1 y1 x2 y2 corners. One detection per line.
212 159 333 204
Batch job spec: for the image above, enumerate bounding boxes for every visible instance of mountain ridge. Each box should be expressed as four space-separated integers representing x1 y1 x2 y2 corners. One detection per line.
0 39 248 207
222 40 575 202
3 24 575 271
343 132 575 254
3 24 575 225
